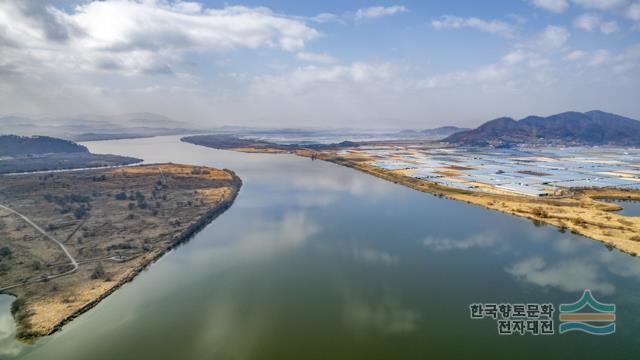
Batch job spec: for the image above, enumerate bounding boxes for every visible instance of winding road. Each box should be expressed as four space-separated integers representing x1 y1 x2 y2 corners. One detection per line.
0 203 79 292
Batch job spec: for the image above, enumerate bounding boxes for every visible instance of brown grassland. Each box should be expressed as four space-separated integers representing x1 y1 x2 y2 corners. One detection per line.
0 164 241 341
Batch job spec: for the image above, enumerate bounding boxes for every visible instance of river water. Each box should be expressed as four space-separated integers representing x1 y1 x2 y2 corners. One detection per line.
604 199 640 217
2 135 640 359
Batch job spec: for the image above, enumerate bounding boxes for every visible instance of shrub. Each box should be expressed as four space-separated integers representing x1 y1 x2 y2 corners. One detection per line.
90 263 105 280
572 218 586 227
11 298 25 315
0 246 12 258
74 205 88 219
531 207 548 218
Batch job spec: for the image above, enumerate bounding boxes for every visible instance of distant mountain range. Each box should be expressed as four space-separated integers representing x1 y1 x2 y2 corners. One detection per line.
0 112 206 141
396 126 469 140
444 111 640 147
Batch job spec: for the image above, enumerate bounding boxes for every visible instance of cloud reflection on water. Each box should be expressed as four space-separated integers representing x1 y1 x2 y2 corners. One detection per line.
506 256 615 295
0 295 23 358
343 297 420 334
507 231 640 295
422 233 499 251
351 246 398 266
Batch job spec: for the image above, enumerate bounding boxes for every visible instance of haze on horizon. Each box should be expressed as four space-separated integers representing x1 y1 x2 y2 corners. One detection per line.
1 0 639 129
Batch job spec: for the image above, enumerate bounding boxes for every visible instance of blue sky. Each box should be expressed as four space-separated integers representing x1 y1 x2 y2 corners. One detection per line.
0 0 639 128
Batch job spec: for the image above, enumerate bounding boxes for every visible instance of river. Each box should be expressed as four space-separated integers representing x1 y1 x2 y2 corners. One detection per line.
2 135 640 359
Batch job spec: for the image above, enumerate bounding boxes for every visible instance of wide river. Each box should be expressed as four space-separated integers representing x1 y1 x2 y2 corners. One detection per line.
1 136 640 359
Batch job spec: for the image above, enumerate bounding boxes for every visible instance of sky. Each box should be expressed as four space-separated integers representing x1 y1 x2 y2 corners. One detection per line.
0 0 639 129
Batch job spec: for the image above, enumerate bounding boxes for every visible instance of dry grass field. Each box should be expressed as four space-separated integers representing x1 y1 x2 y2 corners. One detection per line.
0 164 241 341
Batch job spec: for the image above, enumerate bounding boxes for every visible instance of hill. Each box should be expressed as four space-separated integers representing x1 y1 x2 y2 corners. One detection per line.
444 111 640 146
0 135 141 173
0 135 88 156
398 126 469 140
0 113 206 141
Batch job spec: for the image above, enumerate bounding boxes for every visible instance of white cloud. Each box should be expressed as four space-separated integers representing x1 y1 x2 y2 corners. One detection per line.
571 0 628 10
502 49 528 65
252 62 397 93
501 49 550 69
0 1 320 74
574 13 619 34
574 13 601 30
355 5 407 21
533 0 629 13
627 2 640 21
565 49 587 60
612 43 640 73
589 49 612 65
532 0 570 13
418 64 510 89
565 45 640 73
296 51 337 64
600 20 620 33
538 25 570 50
431 15 516 37
311 12 340 23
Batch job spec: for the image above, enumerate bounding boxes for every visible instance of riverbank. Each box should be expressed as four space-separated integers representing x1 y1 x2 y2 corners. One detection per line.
321 153 640 255
188 140 640 256
0 164 241 341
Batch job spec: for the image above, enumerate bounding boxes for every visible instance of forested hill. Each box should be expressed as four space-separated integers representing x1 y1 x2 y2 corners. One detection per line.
0 135 88 156
443 111 640 146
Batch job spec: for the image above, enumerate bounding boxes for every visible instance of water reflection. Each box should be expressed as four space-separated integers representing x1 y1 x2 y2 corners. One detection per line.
351 246 398 266
506 228 640 295
602 199 640 217
422 232 499 251
1 136 639 359
0 295 22 358
506 256 616 295
343 296 419 334
188 211 321 267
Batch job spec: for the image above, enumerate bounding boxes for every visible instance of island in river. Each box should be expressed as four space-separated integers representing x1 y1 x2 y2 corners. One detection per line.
182 134 640 256
0 164 241 341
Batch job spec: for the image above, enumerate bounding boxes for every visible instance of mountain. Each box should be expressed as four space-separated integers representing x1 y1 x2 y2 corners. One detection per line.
0 135 140 173
0 112 206 141
397 126 469 140
414 126 469 138
444 111 640 146
0 135 88 156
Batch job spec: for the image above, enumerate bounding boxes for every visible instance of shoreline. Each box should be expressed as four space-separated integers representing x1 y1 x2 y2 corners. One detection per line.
193 142 640 257
31 174 241 342
1 166 242 342
317 152 640 256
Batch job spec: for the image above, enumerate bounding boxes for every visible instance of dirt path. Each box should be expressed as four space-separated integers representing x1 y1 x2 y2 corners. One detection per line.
0 204 79 291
